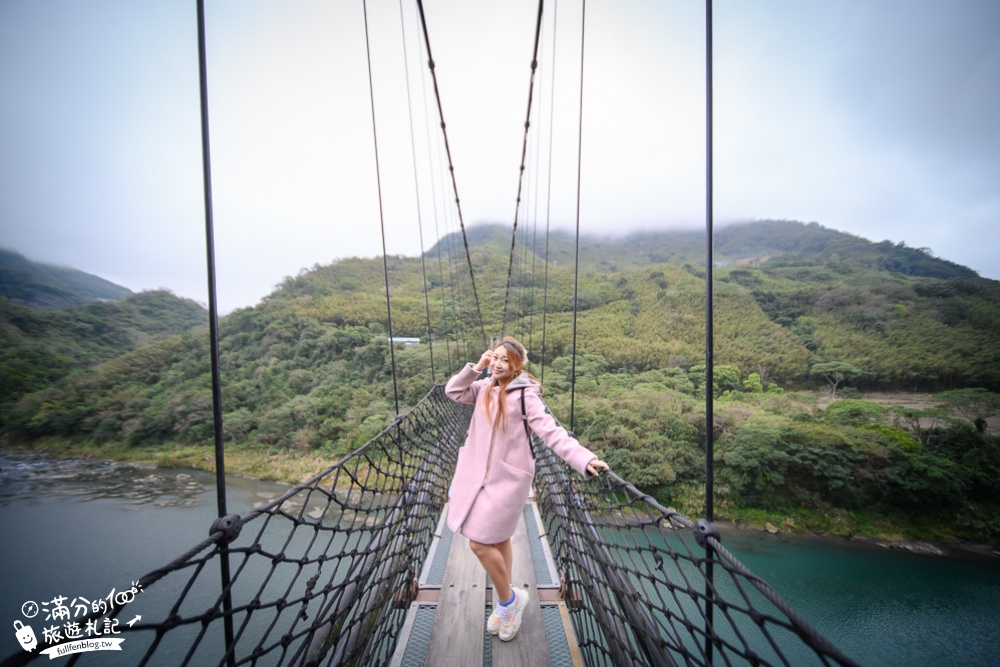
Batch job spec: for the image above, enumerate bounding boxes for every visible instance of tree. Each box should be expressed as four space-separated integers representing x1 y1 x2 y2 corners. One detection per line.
824 399 886 427
720 424 791 507
689 363 742 398
809 360 867 396
889 405 949 445
886 451 965 508
742 372 764 393
936 388 1000 433
754 364 774 391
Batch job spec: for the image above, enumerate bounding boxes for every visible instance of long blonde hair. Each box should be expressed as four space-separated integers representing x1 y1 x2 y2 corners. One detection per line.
483 336 541 429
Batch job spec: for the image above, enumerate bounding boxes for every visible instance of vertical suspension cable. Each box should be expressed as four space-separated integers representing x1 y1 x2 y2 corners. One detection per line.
704 0 717 662
517 49 544 353
523 199 532 330
363 0 400 415
440 193 467 358
514 200 526 340
398 0 436 383
569 0 586 432
194 1 235 662
540 0 560 383
527 31 544 357
522 198 532 345
704 0 716 525
443 204 464 363
438 193 458 373
415 0 488 348
414 0 454 377
502 0 546 337
444 203 470 361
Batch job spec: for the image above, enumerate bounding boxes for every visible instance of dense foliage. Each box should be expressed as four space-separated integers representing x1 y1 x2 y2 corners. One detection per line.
0 290 207 411
2 220 998 541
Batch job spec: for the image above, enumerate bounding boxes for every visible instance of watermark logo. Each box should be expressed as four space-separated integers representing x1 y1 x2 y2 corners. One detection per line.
41 638 125 659
11 581 142 659
13 621 35 652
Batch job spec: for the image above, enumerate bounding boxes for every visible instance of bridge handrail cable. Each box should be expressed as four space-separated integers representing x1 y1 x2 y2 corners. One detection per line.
531 425 861 667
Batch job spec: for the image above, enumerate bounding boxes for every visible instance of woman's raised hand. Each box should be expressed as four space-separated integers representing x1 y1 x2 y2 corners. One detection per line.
474 349 494 372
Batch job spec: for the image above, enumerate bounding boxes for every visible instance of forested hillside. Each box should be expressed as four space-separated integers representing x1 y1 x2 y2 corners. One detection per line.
270 219 1000 390
0 290 207 410
0 248 133 309
2 220 998 542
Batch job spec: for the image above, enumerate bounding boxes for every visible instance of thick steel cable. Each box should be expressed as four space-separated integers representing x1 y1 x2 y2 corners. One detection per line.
362 0 400 415
502 0 546 337
569 0 586 432
397 0 436 383
194 2 236 661
704 1 717 662
704 1 716 525
414 0 488 348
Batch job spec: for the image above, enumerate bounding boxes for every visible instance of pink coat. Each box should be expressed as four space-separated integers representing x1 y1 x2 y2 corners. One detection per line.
444 363 598 544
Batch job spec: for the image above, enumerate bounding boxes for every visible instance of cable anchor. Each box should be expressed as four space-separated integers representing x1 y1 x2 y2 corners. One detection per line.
694 518 720 548
210 513 243 545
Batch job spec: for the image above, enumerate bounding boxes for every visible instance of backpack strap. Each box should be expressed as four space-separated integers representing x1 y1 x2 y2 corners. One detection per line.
519 387 535 460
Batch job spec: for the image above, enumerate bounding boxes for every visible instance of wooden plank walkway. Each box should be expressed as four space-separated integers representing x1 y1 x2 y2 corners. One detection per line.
424 528 486 665
493 512 551 667
391 498 584 667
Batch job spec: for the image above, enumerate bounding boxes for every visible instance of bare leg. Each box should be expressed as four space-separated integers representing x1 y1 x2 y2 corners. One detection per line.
496 538 513 590
469 539 512 602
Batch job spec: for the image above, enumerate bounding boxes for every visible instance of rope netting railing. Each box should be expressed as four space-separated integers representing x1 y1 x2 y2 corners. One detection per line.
4 385 865 667
2 386 470 667
531 431 861 667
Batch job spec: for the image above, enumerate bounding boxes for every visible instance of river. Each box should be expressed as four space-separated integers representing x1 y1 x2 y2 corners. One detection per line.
1 457 998 666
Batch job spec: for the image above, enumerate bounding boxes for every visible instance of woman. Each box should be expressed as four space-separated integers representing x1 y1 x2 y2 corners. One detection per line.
444 336 608 642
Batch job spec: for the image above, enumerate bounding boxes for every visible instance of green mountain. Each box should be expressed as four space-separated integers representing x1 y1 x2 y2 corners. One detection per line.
430 219 979 279
0 248 134 309
271 219 998 390
0 289 207 409
3 220 998 543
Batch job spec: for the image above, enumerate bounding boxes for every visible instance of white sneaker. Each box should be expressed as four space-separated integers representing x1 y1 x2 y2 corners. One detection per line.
498 587 529 642
486 591 500 635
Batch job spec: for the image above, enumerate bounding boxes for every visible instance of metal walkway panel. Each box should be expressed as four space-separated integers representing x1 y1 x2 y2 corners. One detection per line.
390 497 584 667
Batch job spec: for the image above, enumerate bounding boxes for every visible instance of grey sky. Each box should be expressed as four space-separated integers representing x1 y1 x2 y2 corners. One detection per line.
1 0 997 314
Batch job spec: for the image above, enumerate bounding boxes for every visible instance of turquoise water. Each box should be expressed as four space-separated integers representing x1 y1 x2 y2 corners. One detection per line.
721 530 1000 666
0 458 297 665
1 457 998 665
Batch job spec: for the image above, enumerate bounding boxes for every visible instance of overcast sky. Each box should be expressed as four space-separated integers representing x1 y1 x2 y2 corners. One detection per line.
1 0 997 314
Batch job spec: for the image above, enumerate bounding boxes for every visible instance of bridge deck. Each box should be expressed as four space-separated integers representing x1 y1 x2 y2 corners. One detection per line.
390 494 584 667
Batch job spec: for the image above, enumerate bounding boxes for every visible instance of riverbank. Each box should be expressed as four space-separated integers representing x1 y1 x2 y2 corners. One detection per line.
3 455 999 667
712 518 1000 561
5 441 999 559
2 438 332 485
705 502 1000 560
654 481 1000 560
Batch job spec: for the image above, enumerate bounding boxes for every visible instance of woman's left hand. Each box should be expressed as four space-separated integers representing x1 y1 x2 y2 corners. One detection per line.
586 459 609 477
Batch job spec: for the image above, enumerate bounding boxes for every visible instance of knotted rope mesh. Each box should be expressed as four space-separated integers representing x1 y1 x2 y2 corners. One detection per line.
532 432 861 667
6 385 859 667
2 386 470 667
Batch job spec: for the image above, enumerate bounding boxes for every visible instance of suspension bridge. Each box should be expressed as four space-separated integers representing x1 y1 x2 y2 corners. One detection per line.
4 1 862 665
